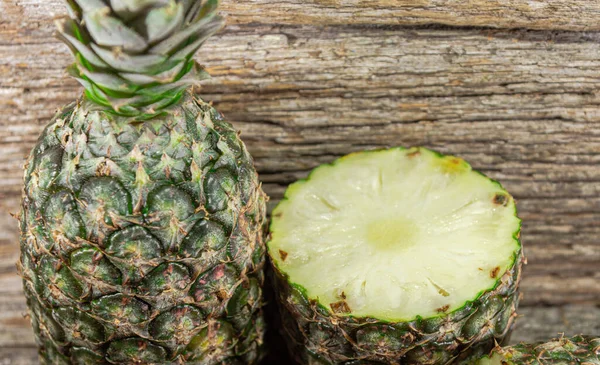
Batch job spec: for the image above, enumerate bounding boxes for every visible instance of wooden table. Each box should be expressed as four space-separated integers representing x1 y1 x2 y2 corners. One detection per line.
1 0 599 363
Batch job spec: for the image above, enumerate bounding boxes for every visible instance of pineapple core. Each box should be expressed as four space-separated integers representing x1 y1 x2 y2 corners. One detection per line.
269 148 521 321
366 217 419 251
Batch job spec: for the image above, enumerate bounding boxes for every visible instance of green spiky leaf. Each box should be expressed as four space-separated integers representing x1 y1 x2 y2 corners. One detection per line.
57 0 224 117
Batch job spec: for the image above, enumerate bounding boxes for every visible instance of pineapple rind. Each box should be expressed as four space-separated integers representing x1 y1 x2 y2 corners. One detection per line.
470 335 600 365
267 147 523 364
19 91 267 364
270 257 522 365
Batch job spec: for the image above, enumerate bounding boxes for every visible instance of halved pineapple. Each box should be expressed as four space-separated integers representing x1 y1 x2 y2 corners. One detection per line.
268 147 523 365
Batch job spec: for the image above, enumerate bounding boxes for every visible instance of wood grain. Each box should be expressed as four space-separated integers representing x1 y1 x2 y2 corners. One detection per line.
2 20 599 305
0 1 599 360
6 0 600 31
219 1 600 31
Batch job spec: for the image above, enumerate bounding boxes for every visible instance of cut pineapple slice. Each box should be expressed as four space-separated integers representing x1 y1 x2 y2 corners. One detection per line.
269 147 521 321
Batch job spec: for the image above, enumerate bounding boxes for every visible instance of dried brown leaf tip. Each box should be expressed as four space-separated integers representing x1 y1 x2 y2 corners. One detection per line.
330 300 352 314
95 160 111 176
490 266 501 279
436 304 450 313
493 193 509 206
278 249 288 261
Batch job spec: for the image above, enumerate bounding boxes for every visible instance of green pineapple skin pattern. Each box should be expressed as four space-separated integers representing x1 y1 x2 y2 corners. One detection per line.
270 255 522 365
470 336 600 365
18 91 267 364
267 150 524 365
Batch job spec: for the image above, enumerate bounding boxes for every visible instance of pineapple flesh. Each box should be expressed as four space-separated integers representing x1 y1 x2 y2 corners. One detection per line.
18 1 267 364
268 147 523 365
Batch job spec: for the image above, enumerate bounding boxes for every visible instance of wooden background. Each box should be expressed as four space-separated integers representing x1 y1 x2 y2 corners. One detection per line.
1 0 599 363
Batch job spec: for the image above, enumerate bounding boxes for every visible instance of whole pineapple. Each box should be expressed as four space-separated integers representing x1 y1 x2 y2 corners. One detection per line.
17 1 267 364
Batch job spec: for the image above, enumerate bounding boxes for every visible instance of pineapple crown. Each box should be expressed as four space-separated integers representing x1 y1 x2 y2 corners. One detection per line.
57 0 224 119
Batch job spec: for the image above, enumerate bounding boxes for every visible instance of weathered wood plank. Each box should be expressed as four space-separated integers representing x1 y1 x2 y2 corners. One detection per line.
220 1 600 31
1 1 598 363
2 23 599 304
0 349 38 365
0 293 34 348
512 305 600 342
5 0 600 32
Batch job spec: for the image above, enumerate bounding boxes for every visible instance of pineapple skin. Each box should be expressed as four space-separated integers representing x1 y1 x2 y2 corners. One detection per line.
267 152 524 365
18 92 267 364
471 335 600 365
270 258 522 365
